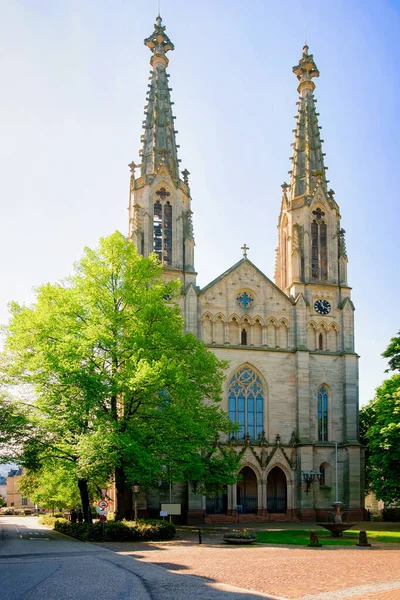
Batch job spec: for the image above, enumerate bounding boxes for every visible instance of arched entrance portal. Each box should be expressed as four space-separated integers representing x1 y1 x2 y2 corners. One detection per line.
267 467 287 513
237 466 258 514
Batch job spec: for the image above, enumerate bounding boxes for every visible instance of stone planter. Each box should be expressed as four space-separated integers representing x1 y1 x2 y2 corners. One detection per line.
222 537 256 545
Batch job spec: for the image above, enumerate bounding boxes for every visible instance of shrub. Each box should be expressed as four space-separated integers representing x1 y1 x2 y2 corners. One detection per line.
53 518 176 542
1 507 15 515
383 508 400 522
23 509 32 515
370 513 384 522
39 515 68 527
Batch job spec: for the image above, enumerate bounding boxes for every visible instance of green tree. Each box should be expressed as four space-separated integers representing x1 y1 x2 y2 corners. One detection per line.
18 463 81 512
382 330 400 372
1 232 238 520
360 374 400 504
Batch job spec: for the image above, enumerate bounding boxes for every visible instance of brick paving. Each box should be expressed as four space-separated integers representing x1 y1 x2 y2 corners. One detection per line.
97 529 400 600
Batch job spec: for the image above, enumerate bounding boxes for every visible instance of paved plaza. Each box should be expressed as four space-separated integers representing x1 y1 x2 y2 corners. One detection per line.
97 524 400 600
2 517 400 599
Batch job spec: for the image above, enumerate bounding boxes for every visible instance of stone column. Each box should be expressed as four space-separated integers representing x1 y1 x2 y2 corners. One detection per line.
262 325 267 346
224 322 229 344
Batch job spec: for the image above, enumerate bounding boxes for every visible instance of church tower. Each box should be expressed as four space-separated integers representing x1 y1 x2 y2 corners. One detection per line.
275 44 355 359
128 16 197 331
275 45 348 297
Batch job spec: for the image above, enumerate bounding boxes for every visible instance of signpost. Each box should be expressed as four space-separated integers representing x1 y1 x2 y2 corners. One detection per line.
97 500 109 510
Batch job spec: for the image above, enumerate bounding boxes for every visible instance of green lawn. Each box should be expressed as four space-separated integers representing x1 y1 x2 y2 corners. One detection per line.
255 529 400 546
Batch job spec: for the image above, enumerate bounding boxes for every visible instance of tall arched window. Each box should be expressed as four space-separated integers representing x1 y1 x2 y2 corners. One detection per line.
228 367 264 440
311 208 328 280
318 386 328 441
153 191 172 265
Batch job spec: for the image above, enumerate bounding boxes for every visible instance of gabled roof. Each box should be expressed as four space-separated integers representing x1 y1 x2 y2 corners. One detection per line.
199 258 294 304
7 468 22 477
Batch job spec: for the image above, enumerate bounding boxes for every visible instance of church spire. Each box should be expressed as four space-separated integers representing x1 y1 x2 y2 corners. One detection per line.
289 45 327 198
140 16 180 180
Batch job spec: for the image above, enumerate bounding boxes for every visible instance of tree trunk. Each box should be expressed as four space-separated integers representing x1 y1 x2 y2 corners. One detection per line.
115 466 133 521
78 478 91 523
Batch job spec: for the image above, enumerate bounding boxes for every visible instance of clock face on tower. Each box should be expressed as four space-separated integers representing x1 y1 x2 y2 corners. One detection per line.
314 299 331 315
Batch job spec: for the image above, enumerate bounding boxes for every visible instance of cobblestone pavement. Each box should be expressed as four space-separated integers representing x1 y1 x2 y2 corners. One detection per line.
97 529 400 600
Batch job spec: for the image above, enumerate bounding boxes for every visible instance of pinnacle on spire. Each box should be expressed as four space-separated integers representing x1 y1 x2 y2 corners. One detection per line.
144 15 174 68
139 17 180 181
292 44 320 94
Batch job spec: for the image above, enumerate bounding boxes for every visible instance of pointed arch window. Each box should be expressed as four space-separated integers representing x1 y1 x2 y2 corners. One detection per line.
228 367 264 440
318 386 328 441
153 194 172 265
311 208 328 280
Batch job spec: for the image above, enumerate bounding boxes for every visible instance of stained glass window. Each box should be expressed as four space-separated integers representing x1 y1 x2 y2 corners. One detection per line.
318 386 328 441
228 367 264 440
236 291 254 308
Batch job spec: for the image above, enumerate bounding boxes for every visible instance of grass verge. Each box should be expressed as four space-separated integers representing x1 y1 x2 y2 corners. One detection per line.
255 529 400 546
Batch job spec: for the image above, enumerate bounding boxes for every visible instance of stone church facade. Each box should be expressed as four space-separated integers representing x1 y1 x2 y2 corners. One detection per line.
128 16 365 522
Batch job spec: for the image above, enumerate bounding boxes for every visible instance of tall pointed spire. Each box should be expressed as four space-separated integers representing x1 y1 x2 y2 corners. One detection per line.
140 16 180 180
289 45 327 198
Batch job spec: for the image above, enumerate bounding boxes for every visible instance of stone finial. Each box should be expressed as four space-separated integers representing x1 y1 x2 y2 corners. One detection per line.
338 228 348 259
182 168 190 185
144 15 174 67
292 44 320 94
128 161 139 177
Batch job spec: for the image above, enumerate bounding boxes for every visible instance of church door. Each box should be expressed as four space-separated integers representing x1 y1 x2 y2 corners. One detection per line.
267 467 287 513
237 467 258 514
206 486 228 514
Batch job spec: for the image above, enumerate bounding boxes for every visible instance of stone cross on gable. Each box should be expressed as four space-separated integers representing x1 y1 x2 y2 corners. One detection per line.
241 244 249 258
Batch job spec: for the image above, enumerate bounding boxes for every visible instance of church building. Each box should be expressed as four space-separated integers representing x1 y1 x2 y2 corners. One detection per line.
128 16 365 523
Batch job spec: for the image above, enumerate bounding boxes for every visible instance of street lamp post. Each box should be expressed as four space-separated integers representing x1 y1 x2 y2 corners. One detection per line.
132 482 140 521
302 471 322 494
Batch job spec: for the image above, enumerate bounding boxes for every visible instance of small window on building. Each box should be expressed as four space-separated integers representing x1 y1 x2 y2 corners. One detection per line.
319 465 325 485
22 497 28 506
318 386 329 441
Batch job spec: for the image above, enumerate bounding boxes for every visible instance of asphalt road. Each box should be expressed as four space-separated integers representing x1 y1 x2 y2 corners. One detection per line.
0 517 279 600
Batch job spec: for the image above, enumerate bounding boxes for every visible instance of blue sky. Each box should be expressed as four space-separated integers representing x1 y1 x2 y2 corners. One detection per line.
0 0 399 406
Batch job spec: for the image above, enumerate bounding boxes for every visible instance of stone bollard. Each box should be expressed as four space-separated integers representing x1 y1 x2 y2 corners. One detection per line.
308 530 322 547
356 530 371 547
198 527 202 544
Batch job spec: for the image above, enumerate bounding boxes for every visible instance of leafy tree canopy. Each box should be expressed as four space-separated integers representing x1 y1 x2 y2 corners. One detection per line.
382 330 400 372
1 232 239 519
360 374 400 504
